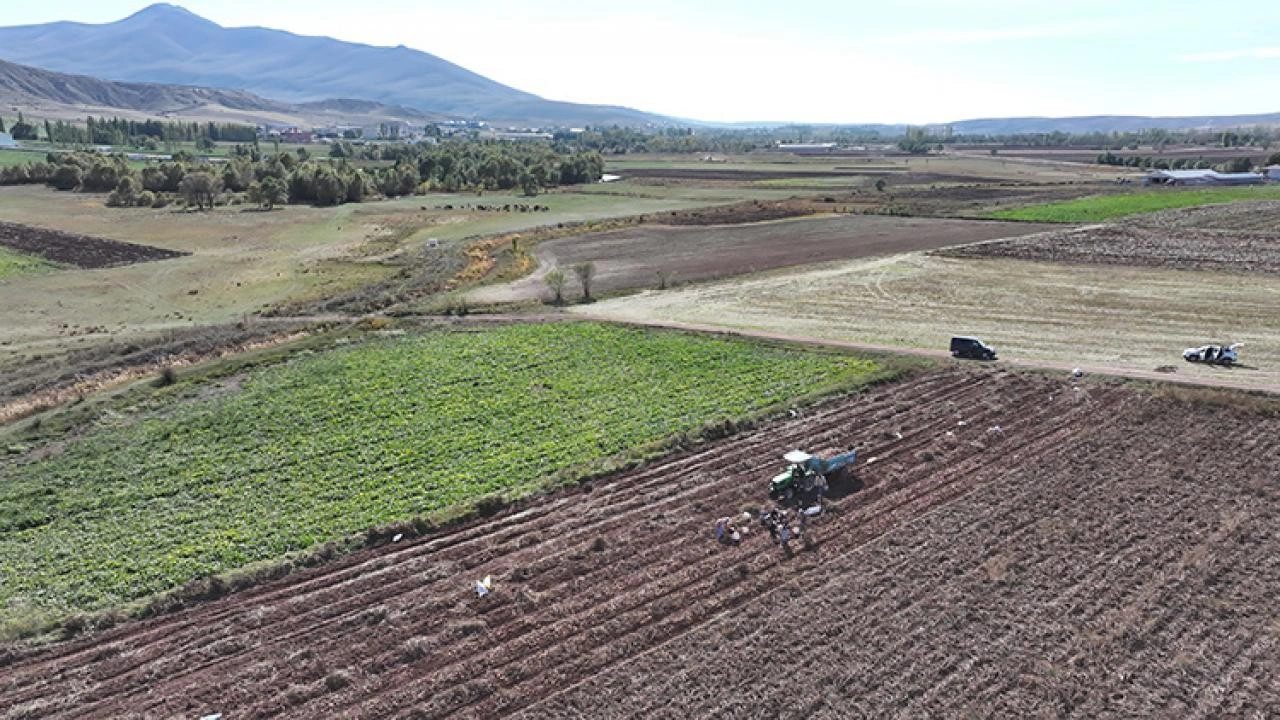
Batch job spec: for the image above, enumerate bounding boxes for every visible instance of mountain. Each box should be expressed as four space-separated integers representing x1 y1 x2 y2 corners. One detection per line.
0 57 440 127
0 3 667 127
946 114 1280 135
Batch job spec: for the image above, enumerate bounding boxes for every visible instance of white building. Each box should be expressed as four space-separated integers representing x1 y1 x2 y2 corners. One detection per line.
776 142 838 155
0 132 17 149
1144 169 1264 186
1266 165 1280 181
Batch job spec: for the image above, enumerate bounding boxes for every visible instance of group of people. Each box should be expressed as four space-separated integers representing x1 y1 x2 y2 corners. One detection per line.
759 507 806 553
714 505 818 554
714 512 751 545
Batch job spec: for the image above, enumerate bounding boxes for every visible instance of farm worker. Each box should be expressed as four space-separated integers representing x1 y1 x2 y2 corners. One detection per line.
729 528 741 545
474 575 492 598
778 525 791 552
714 517 730 542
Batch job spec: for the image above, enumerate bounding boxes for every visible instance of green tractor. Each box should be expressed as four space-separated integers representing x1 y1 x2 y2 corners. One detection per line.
769 448 857 502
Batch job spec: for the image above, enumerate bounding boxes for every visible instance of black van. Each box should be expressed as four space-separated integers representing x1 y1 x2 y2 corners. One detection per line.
950 336 997 360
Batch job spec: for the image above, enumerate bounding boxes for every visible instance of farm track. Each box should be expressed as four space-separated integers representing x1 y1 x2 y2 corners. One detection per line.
0 367 1168 718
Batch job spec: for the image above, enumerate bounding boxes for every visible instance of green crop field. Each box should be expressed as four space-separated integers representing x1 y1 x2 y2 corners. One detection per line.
0 247 55 278
0 150 49 168
0 322 886 631
991 186 1280 223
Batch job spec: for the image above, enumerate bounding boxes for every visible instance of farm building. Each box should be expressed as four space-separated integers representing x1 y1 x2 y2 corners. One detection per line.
0 132 20 148
1144 169 1265 186
490 131 553 142
776 142 838 155
1266 165 1280 181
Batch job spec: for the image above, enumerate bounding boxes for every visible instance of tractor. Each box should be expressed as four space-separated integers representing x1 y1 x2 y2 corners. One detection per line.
769 448 857 502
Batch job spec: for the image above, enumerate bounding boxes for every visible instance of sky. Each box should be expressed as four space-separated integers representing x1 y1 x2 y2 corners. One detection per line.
5 0 1280 124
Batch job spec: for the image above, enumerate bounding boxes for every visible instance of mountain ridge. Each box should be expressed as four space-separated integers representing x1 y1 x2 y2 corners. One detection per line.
0 57 442 128
0 3 668 127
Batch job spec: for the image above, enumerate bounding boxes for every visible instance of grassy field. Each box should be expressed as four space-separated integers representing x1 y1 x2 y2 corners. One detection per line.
0 183 751 363
991 186 1280 222
579 254 1280 391
0 322 887 631
0 246 56 278
0 149 50 168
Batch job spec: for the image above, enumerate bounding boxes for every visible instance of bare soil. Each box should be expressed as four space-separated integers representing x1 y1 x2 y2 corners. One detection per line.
651 198 822 225
938 223 1280 275
1128 200 1280 233
3 368 1278 718
0 220 187 268
470 214 1058 305
953 144 1269 165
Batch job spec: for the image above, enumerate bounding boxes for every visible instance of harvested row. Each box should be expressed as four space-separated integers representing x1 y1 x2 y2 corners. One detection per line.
7 370 1280 718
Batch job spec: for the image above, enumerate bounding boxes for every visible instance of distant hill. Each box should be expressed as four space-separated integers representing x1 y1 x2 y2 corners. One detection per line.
947 114 1280 135
0 57 290 114
0 57 439 127
0 3 668 127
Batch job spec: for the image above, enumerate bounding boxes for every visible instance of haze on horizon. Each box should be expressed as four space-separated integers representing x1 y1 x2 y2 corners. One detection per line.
6 0 1280 125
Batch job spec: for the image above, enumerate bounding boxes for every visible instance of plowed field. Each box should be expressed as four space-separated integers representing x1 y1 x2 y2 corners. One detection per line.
937 223 1280 275
3 368 1279 718
470 215 1056 305
0 221 186 268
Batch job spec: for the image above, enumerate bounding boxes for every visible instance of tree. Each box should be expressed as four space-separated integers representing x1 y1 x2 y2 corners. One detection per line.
247 176 288 209
179 171 222 210
0 117 5 133
1220 157 1254 173
544 268 567 304
519 171 540 197
572 261 596 302
195 136 216 151
107 175 140 207
1267 152 1280 166
9 113 37 141
313 167 347 206
49 164 82 191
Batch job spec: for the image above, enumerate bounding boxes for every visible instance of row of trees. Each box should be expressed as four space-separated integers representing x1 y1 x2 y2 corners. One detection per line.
0 141 605 209
1097 151 1280 171
330 141 604 194
0 114 259 147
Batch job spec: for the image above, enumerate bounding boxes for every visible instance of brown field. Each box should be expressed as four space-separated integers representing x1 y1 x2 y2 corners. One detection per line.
1130 200 1280 232
470 214 1058 305
940 201 1280 275
618 166 1010 184
3 368 1279 718
938 224 1280 275
0 220 187 268
953 144 1271 165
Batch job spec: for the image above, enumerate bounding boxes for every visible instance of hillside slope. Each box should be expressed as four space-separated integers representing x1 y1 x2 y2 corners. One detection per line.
0 57 439 127
0 3 665 126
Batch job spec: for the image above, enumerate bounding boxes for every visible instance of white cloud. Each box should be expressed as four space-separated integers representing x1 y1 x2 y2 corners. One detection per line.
1180 47 1280 62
